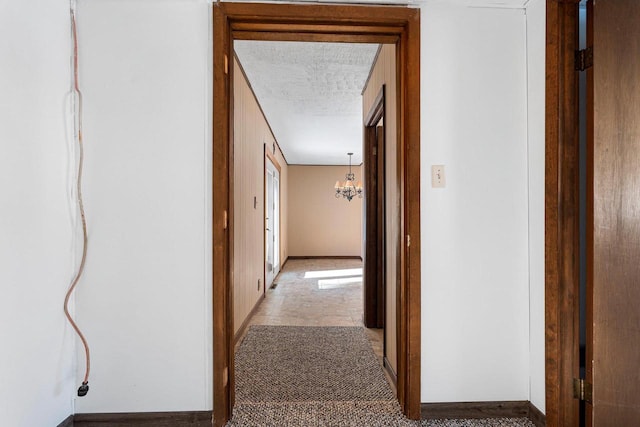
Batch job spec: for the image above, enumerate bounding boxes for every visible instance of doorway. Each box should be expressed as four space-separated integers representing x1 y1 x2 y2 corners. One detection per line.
265 155 280 288
363 85 395 382
212 3 421 426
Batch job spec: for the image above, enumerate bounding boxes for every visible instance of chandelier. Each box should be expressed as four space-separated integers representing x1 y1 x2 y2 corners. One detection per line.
334 153 363 202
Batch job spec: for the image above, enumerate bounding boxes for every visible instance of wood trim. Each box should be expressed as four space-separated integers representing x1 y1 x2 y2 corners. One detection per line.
421 401 530 420
544 1 580 426
528 402 547 427
263 144 268 294
398 10 421 420
212 4 233 426
222 2 418 26
363 86 385 329
264 149 282 281
232 22 402 35
364 86 385 127
213 3 421 424
234 293 265 344
56 415 74 427
73 411 212 427
584 4 593 426
234 31 397 45
423 400 548 425
265 150 281 174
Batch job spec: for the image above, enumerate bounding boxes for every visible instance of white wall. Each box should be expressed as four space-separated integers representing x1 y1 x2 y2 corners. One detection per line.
525 0 546 413
58 0 545 415
0 1 76 426
420 4 531 402
75 0 212 412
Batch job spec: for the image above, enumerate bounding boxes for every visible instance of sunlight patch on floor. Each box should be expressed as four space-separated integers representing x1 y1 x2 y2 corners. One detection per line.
304 268 363 279
318 276 363 289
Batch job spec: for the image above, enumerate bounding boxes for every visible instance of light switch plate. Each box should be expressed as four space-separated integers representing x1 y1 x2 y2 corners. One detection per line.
431 165 446 188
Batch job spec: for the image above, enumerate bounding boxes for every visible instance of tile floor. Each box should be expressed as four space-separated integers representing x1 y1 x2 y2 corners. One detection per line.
235 257 385 374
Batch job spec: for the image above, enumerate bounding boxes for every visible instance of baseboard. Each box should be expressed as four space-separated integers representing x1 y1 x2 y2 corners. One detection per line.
287 255 363 260
383 356 398 388
73 411 212 426
421 401 530 419
527 401 546 427
56 414 74 427
234 292 265 344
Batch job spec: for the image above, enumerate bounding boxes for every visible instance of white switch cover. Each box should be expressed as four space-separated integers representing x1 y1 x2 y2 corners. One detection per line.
431 165 446 188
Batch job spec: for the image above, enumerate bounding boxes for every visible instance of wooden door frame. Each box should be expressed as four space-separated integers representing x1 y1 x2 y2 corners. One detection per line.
264 149 282 288
545 0 582 425
363 85 386 330
212 2 421 426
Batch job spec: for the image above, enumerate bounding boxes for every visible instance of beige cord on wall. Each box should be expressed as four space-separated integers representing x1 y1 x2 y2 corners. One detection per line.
64 8 91 397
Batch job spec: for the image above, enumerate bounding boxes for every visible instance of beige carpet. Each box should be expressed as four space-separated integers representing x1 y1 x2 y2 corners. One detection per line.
227 325 535 427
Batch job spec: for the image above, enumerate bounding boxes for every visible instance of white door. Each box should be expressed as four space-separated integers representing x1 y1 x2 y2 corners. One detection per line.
273 174 280 275
265 160 280 288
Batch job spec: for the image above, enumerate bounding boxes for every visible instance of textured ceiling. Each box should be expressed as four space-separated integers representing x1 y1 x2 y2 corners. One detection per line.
234 41 380 165
232 0 529 165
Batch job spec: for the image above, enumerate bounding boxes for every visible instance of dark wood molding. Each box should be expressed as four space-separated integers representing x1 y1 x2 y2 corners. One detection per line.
73 411 212 427
56 414 74 427
363 86 386 330
212 4 233 426
399 10 421 420
213 3 421 424
364 86 385 127
234 293 265 344
286 255 363 261
544 1 580 426
422 400 546 425
234 31 398 45
528 402 547 427
421 401 530 420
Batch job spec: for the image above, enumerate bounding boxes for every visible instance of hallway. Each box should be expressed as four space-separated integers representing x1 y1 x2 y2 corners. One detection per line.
231 259 536 427
235 258 383 361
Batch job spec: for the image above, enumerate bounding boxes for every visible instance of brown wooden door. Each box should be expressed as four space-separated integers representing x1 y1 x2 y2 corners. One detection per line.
589 0 640 423
375 125 386 328
364 89 386 329
364 121 380 327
